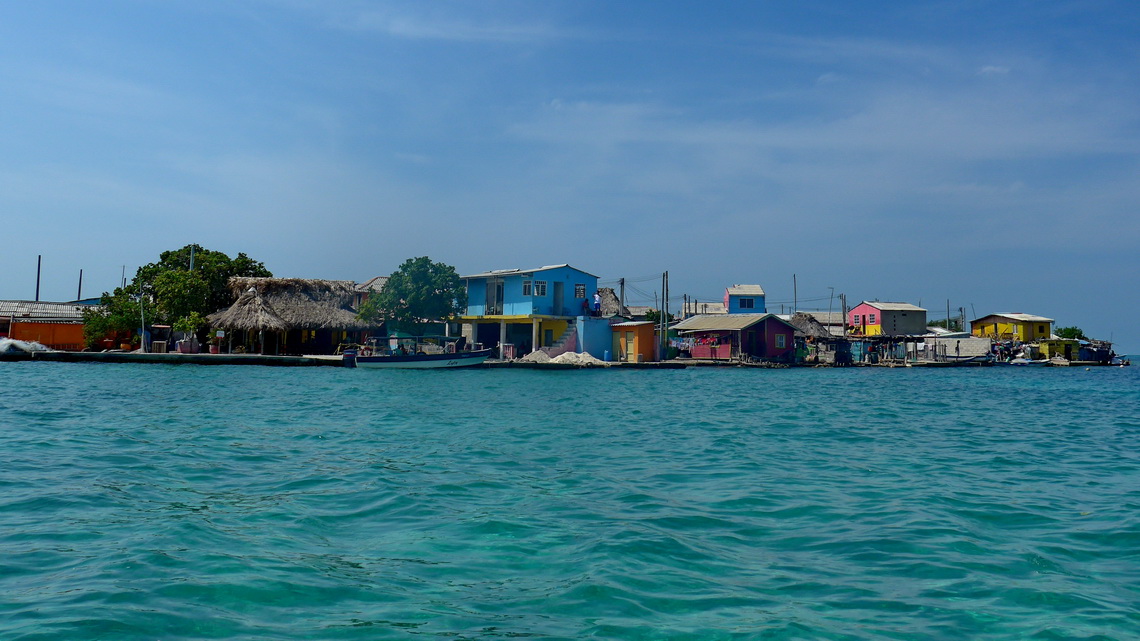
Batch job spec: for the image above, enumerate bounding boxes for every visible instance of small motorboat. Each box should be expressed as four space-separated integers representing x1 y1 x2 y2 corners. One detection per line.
346 335 492 369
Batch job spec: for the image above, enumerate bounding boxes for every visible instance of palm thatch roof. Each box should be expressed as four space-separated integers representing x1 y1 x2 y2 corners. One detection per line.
209 277 374 331
787 312 833 339
207 287 290 332
597 287 629 317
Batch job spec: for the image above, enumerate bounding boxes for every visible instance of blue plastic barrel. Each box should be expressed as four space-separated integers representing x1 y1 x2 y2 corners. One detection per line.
604 350 612 362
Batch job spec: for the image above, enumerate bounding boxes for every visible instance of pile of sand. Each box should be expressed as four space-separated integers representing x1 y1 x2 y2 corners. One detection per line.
518 350 552 363
550 351 608 366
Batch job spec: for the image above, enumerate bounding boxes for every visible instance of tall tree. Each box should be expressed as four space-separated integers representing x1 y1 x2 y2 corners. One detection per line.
136 244 271 314
82 244 272 347
358 257 466 333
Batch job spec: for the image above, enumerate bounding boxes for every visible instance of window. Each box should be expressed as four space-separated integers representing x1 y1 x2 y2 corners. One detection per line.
534 281 548 296
853 314 861 325
739 297 754 309
1038 325 1045 334
869 313 877 324
775 334 786 349
522 280 532 296
574 283 585 298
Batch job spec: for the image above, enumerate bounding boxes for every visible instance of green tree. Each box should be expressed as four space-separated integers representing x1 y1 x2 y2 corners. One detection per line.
153 270 211 322
82 244 272 347
1055 326 1086 340
358 257 466 333
136 244 271 314
927 318 963 331
82 287 142 347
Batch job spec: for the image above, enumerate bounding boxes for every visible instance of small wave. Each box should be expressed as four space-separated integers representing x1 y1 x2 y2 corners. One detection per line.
0 338 51 353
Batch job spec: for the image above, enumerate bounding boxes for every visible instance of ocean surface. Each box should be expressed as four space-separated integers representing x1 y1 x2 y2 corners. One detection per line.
2 362 1138 640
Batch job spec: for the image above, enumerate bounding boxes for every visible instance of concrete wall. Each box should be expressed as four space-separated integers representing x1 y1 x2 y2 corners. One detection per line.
10 322 85 350
575 317 612 358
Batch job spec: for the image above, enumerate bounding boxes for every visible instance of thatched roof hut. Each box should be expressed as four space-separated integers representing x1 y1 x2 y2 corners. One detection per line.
787 312 833 339
597 287 629 317
209 277 373 331
207 286 289 332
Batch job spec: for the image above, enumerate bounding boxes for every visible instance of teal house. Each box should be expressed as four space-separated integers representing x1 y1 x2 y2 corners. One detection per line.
460 264 608 358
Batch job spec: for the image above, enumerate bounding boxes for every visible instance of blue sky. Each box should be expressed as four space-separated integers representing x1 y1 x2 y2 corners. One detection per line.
2 2 1138 350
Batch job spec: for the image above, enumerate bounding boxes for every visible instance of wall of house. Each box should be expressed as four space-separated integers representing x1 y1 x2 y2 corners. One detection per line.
466 279 489 315
971 318 1052 342
687 330 734 359
1039 339 1078 359
762 320 795 360
575 316 612 358
611 323 656 362
848 303 881 335
529 266 596 316
538 320 569 347
880 310 926 336
725 294 766 314
10 322 85 350
849 304 924 336
466 266 597 318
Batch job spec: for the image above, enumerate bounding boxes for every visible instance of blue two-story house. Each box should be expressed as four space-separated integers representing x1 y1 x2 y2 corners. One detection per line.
460 264 603 358
725 284 767 314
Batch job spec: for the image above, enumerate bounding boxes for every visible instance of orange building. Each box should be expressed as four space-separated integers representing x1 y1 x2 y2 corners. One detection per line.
0 300 90 350
611 321 657 362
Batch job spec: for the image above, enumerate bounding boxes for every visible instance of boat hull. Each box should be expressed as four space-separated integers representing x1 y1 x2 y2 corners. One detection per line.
355 349 492 369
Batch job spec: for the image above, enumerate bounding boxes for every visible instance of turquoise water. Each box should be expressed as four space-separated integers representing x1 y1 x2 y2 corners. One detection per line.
2 363 1138 640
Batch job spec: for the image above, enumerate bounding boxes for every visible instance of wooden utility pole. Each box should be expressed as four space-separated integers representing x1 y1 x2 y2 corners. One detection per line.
793 274 797 314
35 255 41 302
840 293 848 338
660 272 666 358
77 269 83 301
619 277 625 313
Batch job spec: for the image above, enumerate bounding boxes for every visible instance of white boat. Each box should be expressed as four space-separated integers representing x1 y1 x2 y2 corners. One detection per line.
346 336 491 369
1009 357 1049 366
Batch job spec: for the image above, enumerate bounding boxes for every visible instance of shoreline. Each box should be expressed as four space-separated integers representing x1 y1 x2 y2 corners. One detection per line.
0 350 1125 369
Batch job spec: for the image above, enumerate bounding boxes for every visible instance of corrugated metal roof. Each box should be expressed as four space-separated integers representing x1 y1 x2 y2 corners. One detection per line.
0 300 90 321
726 284 765 296
611 321 654 327
355 276 388 292
461 264 600 279
672 313 790 332
684 302 726 315
803 311 845 325
973 312 1053 323
862 301 925 312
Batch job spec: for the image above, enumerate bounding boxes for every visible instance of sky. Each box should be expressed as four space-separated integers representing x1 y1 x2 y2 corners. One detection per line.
2 1 1138 351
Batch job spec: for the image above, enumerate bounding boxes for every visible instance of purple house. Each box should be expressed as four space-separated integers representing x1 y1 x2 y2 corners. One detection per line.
672 313 795 361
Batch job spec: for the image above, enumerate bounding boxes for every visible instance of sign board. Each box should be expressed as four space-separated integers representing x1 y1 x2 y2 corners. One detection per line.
216 330 225 338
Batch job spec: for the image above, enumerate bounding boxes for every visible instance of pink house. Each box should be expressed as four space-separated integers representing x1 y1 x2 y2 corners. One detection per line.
848 301 927 336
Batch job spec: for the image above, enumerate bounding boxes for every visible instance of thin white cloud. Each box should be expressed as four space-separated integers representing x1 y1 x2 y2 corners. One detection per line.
270 1 562 43
979 65 1011 75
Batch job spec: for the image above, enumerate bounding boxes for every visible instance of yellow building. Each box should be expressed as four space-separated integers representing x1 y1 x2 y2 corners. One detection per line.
970 313 1053 342
1039 338 1080 360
